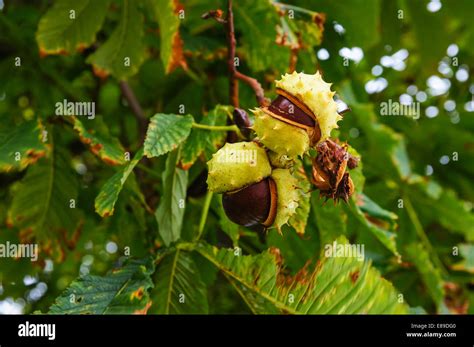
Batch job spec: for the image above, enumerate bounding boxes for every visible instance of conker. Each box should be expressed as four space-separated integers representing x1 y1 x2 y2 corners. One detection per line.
268 92 316 129
233 108 252 139
222 178 277 227
253 71 342 158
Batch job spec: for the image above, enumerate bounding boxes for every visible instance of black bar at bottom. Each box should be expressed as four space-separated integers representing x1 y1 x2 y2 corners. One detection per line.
0 314 472 346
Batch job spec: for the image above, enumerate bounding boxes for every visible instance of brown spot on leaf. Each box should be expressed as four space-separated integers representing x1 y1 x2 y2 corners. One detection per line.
173 0 184 14
102 156 122 166
25 149 47 164
268 247 283 267
443 282 468 314
167 32 187 73
92 65 109 80
365 214 390 230
5 217 14 228
179 161 193 171
134 301 152 315
89 143 104 156
350 270 360 284
61 221 84 250
313 12 326 34
76 43 88 53
39 47 69 58
131 287 145 301
77 131 122 166
163 0 187 73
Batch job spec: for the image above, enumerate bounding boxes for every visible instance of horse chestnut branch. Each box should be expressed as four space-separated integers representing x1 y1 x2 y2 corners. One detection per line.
207 71 360 230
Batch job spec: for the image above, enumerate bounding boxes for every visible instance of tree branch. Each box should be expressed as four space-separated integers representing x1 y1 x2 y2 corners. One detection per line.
203 1 268 109
235 71 268 107
119 80 147 142
226 0 239 108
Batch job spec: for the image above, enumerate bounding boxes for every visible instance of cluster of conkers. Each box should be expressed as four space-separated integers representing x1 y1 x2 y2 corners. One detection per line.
207 71 358 230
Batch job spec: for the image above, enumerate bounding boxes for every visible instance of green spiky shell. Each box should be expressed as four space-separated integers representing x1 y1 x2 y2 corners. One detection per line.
275 71 342 143
207 141 272 193
268 150 294 169
252 108 310 158
271 168 300 228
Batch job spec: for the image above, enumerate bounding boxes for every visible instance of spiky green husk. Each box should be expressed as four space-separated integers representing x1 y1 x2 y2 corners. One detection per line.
268 150 294 169
207 142 272 193
275 71 342 143
271 168 300 228
252 108 309 158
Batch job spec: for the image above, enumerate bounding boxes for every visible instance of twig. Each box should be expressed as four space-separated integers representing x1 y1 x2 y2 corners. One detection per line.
202 1 267 107
288 33 303 73
119 80 148 142
288 48 299 73
288 35 303 73
235 71 268 107
201 9 226 23
226 0 239 108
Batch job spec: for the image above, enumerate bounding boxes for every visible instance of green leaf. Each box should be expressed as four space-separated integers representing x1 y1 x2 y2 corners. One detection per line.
348 101 412 180
196 238 409 314
312 195 348 247
452 244 474 273
410 181 474 241
267 224 320 272
347 145 365 192
147 0 185 73
443 1 474 55
0 120 47 172
348 194 400 258
357 193 398 226
405 0 450 72
180 106 228 169
73 117 125 165
144 114 193 158
49 257 154 314
156 150 188 246
380 0 404 50
150 250 209 314
86 0 145 79
36 0 110 55
308 0 381 49
95 149 143 217
234 0 289 72
275 4 325 48
212 194 239 246
405 243 445 309
7 148 82 258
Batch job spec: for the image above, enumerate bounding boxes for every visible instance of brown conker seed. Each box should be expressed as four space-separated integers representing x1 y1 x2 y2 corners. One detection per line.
262 88 322 146
233 108 252 139
268 95 316 128
222 178 277 227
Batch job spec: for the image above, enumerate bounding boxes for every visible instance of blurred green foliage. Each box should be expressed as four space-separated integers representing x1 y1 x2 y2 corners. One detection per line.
0 0 473 314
